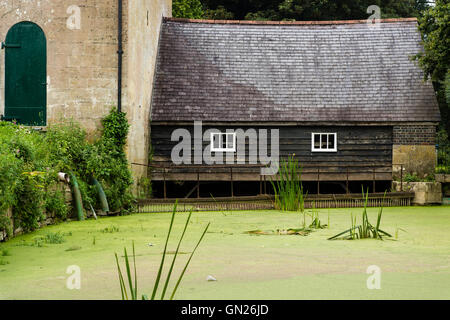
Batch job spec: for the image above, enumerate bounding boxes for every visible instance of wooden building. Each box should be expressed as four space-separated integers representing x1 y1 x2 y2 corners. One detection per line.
149 18 440 196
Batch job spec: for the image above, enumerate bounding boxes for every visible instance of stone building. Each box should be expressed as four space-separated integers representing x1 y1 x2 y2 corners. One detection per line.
0 0 172 182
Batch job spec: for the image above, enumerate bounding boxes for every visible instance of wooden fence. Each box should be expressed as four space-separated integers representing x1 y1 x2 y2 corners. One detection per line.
135 192 415 213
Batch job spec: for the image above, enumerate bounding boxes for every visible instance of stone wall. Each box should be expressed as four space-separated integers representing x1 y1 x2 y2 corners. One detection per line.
0 181 73 242
393 124 438 176
124 0 172 184
393 181 442 205
0 0 126 135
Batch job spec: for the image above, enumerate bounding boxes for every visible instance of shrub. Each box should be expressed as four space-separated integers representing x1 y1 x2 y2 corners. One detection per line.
0 108 135 239
45 189 70 221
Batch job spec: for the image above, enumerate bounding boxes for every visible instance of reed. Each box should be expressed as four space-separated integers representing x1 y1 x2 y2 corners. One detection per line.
115 201 210 300
271 155 307 212
328 189 392 240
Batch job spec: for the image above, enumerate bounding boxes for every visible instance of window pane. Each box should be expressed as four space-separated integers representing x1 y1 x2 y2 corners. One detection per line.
213 134 220 149
321 134 328 149
221 135 227 149
314 134 320 149
227 134 234 149
328 134 335 149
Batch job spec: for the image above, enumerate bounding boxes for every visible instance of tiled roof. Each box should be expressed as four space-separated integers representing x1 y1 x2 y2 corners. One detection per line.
151 18 440 123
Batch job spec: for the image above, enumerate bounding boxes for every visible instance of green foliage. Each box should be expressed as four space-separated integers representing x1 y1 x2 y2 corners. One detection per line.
101 226 120 234
436 165 450 174
0 108 135 239
308 202 327 229
271 156 307 212
45 109 134 213
115 202 210 300
404 172 421 182
35 232 66 244
204 5 235 19
45 190 70 221
0 259 9 266
1 248 10 257
173 0 204 19
202 0 428 21
445 70 450 106
100 110 130 150
437 127 450 171
137 177 153 199
415 0 450 139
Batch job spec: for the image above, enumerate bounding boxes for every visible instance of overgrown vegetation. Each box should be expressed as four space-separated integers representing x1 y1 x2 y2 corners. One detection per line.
271 155 307 212
0 109 135 240
200 0 429 21
436 128 450 174
415 0 450 142
328 190 393 241
115 202 210 300
307 202 327 230
173 0 204 19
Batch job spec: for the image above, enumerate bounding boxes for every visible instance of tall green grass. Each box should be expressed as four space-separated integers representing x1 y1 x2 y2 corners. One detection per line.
271 156 307 212
115 201 210 300
328 189 392 240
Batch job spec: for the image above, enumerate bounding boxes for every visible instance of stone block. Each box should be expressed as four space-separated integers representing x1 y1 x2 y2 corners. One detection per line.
393 181 442 205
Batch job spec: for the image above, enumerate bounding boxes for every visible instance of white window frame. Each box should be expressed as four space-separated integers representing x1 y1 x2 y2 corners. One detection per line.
311 133 338 152
211 132 237 152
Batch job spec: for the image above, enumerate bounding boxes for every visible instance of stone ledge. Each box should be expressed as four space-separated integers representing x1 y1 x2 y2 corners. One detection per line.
393 181 442 205
435 174 450 183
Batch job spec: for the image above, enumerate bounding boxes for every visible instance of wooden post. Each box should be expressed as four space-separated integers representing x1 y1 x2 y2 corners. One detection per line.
400 164 403 192
163 168 167 200
373 169 376 193
264 175 267 195
317 168 320 195
346 167 349 194
197 169 200 199
230 167 234 198
260 174 263 195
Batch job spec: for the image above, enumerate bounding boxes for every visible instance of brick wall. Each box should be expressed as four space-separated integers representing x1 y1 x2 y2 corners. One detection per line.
393 125 436 145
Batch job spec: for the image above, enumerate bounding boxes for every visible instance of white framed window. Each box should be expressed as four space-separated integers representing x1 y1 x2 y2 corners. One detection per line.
311 133 337 152
211 132 236 152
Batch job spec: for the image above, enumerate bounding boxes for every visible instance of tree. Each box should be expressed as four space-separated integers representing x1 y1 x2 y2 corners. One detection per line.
415 0 450 139
204 5 235 19
201 0 428 21
173 0 204 19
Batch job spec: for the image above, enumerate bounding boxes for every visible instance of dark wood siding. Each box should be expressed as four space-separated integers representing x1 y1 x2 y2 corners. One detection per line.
150 125 393 181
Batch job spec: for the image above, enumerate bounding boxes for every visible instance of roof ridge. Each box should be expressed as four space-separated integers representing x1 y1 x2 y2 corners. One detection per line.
164 17 417 26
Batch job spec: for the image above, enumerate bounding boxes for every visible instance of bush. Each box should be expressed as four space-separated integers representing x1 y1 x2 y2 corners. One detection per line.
0 108 135 239
173 0 204 19
45 190 70 221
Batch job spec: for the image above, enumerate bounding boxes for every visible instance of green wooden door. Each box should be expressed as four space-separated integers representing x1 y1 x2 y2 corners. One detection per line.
3 21 47 126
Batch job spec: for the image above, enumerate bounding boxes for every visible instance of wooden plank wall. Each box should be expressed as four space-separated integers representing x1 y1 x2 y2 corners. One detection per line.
150 125 393 181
